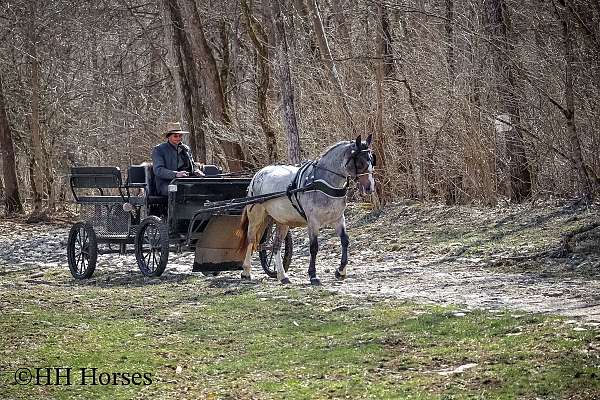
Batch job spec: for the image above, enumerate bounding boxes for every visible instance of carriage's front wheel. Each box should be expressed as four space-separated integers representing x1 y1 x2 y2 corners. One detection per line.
67 222 98 279
259 222 293 279
135 216 169 277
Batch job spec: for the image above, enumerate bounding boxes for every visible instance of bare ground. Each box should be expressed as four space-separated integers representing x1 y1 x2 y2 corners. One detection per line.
1 200 599 322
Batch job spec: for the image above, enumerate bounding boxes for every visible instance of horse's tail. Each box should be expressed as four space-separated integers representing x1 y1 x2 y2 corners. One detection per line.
235 206 250 255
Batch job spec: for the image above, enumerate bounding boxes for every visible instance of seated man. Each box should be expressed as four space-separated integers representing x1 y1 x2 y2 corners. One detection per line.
152 122 204 196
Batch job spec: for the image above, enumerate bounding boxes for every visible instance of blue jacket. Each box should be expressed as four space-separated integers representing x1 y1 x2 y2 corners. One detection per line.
151 142 199 196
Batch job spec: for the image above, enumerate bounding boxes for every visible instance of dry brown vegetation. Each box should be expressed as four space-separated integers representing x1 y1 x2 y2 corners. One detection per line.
1 0 600 216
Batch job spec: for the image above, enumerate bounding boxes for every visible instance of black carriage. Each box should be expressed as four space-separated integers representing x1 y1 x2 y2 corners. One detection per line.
66 164 292 279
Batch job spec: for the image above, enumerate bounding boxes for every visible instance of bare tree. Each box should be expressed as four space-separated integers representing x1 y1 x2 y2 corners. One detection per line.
553 0 594 198
241 0 278 162
26 1 47 220
162 0 198 155
179 0 228 124
272 0 301 164
0 73 23 214
484 0 532 202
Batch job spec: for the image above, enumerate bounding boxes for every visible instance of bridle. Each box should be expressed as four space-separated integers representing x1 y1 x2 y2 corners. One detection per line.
311 141 376 182
344 143 377 180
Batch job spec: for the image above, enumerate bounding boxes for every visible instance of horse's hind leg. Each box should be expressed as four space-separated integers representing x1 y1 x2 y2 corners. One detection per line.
307 223 321 285
335 215 349 280
273 224 291 284
241 204 268 280
241 243 253 280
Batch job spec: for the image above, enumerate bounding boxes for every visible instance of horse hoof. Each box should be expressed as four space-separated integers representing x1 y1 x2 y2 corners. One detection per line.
241 273 251 281
335 270 346 280
281 277 291 284
310 277 321 286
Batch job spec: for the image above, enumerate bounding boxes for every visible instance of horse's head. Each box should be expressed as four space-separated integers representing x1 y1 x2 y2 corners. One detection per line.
346 134 376 194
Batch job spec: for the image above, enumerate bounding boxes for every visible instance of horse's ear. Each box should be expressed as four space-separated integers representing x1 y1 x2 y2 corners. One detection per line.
366 134 373 147
355 135 361 148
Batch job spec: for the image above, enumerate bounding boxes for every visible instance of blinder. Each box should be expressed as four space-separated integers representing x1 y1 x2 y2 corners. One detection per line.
346 145 376 178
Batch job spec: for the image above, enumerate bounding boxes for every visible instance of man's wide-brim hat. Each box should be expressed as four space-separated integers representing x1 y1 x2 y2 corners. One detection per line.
165 122 189 137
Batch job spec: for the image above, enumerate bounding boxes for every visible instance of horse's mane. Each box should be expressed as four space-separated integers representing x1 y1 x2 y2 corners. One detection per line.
318 140 352 159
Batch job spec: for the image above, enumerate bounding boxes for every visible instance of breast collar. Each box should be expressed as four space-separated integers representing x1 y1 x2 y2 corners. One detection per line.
286 161 349 220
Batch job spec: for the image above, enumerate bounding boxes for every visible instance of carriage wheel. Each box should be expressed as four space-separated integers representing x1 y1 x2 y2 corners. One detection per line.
259 222 293 279
67 222 98 279
135 216 169 277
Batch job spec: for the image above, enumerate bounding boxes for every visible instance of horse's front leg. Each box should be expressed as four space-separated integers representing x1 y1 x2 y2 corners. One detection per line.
307 224 321 285
334 215 349 280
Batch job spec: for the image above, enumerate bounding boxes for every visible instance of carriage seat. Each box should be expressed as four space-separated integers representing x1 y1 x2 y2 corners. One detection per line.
126 163 222 205
126 164 167 205
70 166 129 203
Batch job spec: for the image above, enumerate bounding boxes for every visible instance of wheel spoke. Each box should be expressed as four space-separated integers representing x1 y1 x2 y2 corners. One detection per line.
266 249 274 271
143 230 151 250
75 253 82 273
77 229 83 248
152 251 159 272
151 227 159 248
144 247 153 268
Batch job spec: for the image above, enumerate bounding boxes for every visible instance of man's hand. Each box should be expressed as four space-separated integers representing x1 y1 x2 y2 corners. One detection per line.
175 171 189 178
193 170 205 177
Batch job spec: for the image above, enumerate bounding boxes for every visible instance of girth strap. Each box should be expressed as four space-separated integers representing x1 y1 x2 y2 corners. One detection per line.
286 162 311 220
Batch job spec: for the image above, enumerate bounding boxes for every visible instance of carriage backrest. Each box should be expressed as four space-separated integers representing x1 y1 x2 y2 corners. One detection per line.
70 166 123 189
202 165 223 176
127 164 157 196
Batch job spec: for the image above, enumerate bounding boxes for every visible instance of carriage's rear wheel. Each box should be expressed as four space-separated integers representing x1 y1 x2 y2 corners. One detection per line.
67 222 98 279
259 222 293 279
135 216 169 277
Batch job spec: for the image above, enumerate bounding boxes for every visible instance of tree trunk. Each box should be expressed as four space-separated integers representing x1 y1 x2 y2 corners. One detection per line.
179 0 245 171
179 0 229 125
220 20 231 112
272 0 301 164
484 0 532 202
28 13 47 217
0 73 23 214
306 0 354 130
163 0 196 153
442 0 462 204
559 0 593 197
293 0 319 60
373 1 391 205
331 0 352 55
241 0 278 162
445 0 455 88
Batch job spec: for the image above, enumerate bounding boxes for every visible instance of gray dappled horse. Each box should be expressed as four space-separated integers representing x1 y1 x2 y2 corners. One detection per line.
236 135 376 285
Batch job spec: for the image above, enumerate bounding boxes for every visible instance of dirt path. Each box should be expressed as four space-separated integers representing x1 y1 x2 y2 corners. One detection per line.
1 201 599 321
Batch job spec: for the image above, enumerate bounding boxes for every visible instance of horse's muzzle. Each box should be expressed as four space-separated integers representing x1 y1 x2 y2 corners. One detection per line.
357 174 375 194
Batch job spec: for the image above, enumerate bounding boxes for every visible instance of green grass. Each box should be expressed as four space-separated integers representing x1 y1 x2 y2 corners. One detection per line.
0 271 599 399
